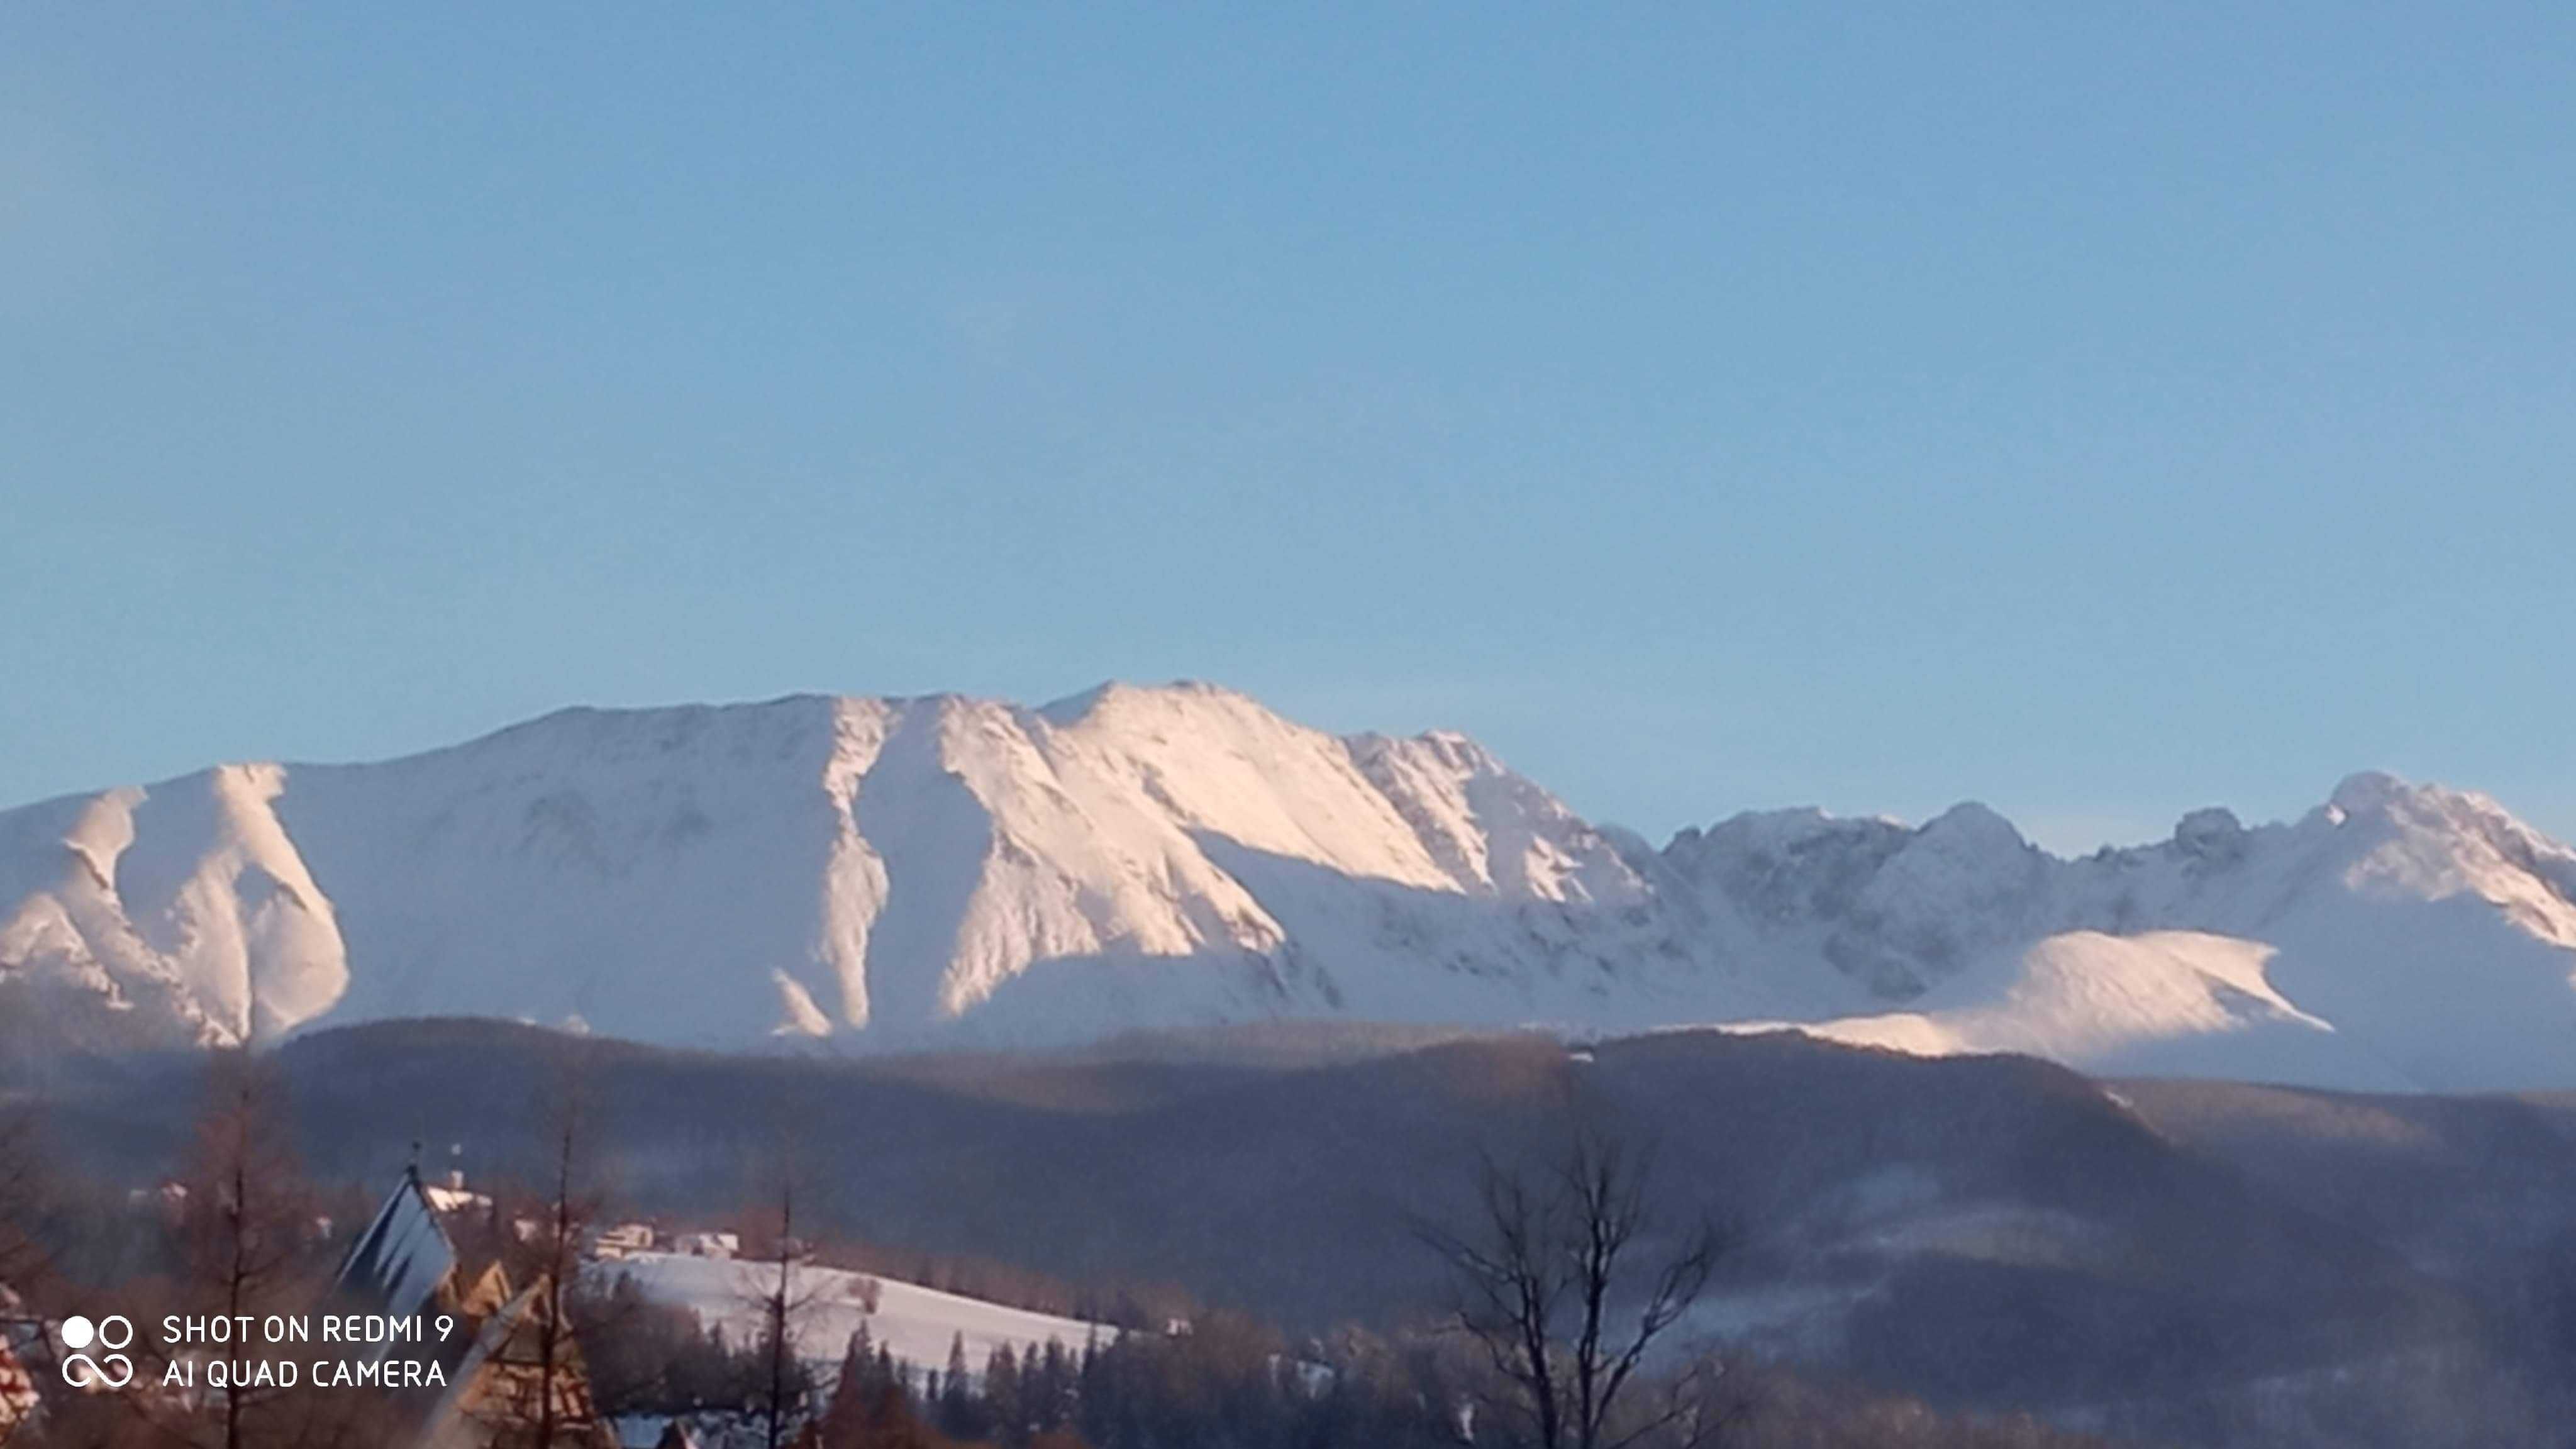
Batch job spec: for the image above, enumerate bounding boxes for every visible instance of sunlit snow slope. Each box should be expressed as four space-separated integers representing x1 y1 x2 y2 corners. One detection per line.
3 683 2571 1089
591 1252 1109 1376
0 685 1727 1052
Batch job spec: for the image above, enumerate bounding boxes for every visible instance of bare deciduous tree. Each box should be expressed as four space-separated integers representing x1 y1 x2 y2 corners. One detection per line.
763 1171 799 1449
740 1125 826 1449
530 1044 604 1449
179 1050 320 1449
1416 1123 1721 1449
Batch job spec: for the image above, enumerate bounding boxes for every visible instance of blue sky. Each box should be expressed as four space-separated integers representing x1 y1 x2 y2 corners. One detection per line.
4 6 2572 851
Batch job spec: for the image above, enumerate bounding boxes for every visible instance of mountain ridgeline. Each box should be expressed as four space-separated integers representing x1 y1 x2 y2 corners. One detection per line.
3 682 2572 1089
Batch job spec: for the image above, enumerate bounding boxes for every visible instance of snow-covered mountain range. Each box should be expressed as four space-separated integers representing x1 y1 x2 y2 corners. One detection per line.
3 682 2571 1091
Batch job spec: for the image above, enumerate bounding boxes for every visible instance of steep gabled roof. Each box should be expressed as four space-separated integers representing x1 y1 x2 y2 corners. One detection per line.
333 1168 458 1324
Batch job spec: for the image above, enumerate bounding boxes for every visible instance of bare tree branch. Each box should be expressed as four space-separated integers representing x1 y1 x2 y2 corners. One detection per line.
1415 1121 1723 1449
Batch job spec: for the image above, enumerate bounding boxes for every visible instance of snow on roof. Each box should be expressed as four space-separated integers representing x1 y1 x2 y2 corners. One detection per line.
421 1184 492 1214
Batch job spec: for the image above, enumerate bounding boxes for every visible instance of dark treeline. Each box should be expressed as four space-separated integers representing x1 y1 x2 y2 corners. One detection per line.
569 1272 820 1423
591 1308 2109 1449
772 1309 2102 1443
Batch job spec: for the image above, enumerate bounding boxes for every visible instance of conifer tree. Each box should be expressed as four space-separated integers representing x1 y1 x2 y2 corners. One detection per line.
984 1342 1022 1447
936 1333 981 1440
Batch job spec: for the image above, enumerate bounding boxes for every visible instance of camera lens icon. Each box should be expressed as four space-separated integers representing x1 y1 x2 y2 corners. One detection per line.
60 1313 135 1391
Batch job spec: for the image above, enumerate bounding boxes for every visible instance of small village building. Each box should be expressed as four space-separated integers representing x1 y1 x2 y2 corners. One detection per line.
588 1223 655 1260
672 1231 738 1260
423 1169 497 1218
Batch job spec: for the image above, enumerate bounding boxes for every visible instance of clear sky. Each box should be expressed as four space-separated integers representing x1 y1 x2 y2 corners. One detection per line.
5 6 2572 852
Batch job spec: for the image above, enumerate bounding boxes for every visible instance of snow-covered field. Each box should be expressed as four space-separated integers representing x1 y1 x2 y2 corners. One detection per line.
589 1252 1113 1375
4 681 2573 1090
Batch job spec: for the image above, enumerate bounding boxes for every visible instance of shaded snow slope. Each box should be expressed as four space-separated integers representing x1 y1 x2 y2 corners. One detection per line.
3 684 2572 1088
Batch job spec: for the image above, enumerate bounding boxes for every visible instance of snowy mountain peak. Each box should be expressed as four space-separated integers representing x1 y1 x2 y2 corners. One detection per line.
1920 800 2026 850
2295 771 2576 952
1 684 1672 1054
2171 806 2246 861
1 696 2571 1091
1666 770 2576 1089
1035 677 1258 728
2327 769 2411 819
